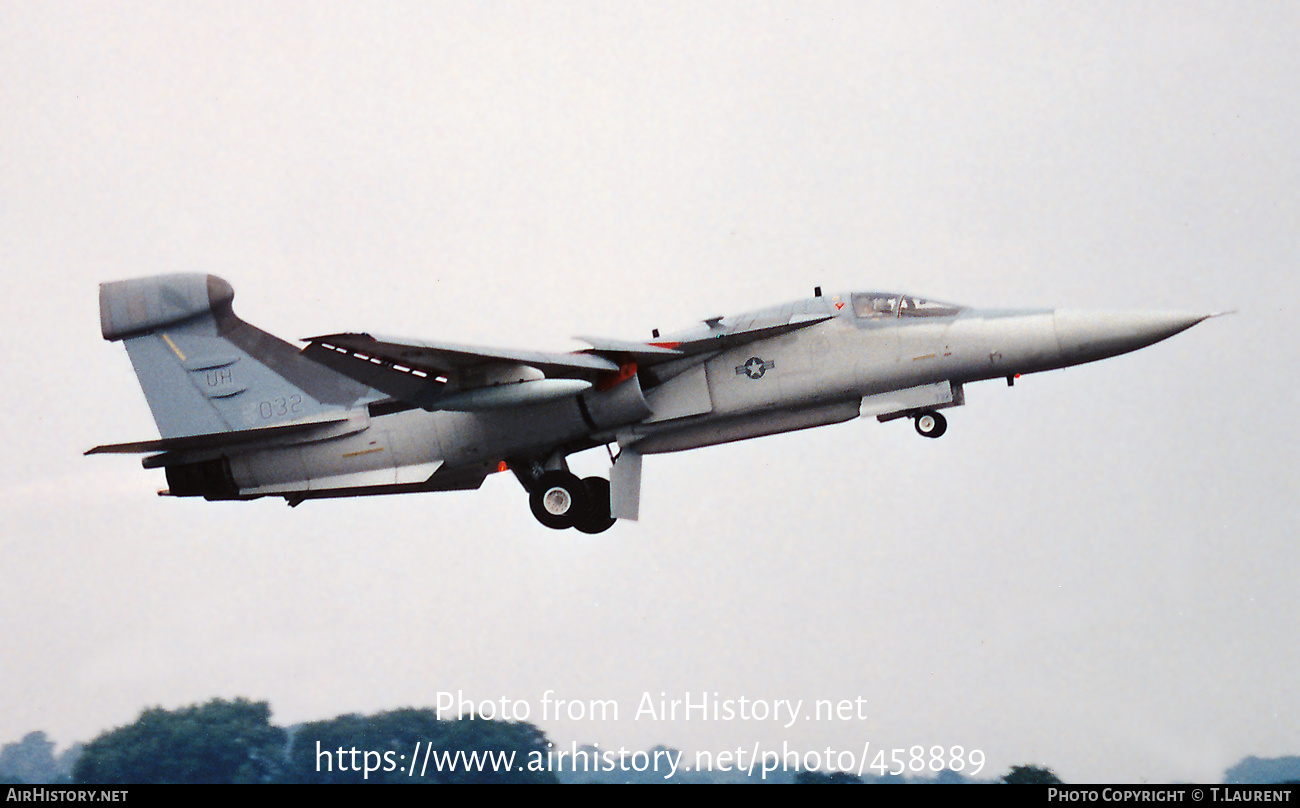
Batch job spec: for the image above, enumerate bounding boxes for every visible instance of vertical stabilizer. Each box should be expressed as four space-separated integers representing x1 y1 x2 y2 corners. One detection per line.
100 274 382 439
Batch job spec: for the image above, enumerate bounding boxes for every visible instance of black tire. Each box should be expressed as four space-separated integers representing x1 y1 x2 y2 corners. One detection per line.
529 471 590 530
573 477 617 534
914 410 947 438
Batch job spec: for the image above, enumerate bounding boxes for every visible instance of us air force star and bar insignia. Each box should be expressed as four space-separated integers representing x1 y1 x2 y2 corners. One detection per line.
736 356 776 380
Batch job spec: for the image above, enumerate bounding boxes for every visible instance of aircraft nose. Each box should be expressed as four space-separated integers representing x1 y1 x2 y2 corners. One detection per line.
1053 310 1211 364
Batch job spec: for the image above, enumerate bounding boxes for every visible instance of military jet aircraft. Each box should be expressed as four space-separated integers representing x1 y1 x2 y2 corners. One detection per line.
88 274 1215 532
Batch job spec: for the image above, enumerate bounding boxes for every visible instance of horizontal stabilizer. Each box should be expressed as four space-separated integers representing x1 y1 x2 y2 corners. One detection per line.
85 413 357 456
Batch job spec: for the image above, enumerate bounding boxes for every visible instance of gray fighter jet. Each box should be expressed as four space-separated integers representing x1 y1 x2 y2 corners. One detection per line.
88 275 1216 532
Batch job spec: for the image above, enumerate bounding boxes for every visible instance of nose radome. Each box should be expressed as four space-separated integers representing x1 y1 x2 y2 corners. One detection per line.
1053 310 1211 364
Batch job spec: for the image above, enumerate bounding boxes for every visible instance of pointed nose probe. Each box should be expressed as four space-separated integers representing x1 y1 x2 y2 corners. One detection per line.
1052 310 1213 365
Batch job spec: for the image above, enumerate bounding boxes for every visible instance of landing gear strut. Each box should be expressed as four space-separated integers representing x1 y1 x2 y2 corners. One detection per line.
914 410 947 438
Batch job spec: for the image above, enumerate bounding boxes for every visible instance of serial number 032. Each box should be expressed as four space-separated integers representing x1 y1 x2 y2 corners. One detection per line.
257 395 304 419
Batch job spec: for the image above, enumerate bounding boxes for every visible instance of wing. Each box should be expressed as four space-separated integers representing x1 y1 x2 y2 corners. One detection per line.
303 313 834 410
589 314 832 358
577 313 834 381
301 333 622 411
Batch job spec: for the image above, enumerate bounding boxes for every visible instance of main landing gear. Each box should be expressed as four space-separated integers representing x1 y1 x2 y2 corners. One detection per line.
527 471 617 534
913 410 947 439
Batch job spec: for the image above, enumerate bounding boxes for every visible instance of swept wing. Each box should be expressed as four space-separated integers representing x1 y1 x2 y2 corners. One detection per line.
303 314 833 409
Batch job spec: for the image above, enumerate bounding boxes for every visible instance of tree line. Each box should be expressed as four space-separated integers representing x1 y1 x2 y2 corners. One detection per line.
5 697 1295 783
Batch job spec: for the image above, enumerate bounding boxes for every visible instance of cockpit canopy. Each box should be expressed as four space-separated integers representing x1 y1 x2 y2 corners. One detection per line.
851 293 963 319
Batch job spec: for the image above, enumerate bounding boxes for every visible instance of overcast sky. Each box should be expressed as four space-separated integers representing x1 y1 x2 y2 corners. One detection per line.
2 2 1296 784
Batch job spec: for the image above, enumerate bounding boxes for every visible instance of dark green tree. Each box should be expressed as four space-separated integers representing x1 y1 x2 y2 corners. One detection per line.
73 698 286 784
0 732 67 784
1000 764 1064 784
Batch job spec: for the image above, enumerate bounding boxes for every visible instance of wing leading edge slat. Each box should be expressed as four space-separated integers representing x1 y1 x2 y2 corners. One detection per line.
579 314 834 364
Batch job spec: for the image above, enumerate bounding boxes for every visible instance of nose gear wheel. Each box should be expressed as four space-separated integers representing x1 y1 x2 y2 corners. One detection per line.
914 410 947 438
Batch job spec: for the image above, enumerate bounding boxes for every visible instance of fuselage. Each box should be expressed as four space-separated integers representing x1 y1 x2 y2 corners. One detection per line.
218 290 1207 497
91 274 1208 526
606 292 1207 455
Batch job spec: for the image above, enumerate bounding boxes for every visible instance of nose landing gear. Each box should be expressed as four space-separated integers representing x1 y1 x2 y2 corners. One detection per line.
914 410 947 438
